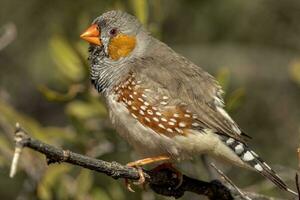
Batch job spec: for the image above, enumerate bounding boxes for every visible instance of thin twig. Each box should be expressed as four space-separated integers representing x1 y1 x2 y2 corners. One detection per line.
211 162 252 200
10 123 234 199
9 123 25 178
10 123 289 200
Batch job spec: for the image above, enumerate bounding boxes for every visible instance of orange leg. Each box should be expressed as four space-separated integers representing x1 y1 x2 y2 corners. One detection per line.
125 155 171 192
127 155 171 167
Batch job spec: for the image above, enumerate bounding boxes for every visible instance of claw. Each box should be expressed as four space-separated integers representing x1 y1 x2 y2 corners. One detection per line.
173 171 183 189
125 166 146 192
123 156 171 192
125 178 136 192
133 167 145 185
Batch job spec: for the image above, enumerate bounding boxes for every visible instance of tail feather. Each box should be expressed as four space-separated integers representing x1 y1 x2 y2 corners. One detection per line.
221 136 298 196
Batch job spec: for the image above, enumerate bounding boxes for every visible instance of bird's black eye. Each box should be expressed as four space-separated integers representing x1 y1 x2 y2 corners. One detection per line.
109 28 117 36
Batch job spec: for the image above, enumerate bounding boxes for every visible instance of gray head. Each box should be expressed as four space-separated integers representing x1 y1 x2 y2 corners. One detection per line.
80 10 150 95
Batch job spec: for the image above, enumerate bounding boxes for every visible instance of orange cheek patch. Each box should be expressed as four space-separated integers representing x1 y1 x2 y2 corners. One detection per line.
114 74 199 138
108 34 136 60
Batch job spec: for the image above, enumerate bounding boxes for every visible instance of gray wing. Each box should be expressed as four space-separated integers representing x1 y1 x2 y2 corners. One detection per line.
132 41 247 142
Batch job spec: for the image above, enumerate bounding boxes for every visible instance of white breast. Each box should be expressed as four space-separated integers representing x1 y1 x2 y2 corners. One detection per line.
107 95 180 158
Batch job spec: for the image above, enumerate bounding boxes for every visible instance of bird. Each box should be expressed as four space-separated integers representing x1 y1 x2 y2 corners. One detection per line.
80 10 297 195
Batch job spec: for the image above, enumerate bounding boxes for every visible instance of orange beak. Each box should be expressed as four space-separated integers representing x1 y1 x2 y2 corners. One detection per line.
80 24 102 45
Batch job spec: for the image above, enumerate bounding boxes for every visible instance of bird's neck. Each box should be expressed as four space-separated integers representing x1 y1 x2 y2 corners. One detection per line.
88 31 151 97
88 45 132 96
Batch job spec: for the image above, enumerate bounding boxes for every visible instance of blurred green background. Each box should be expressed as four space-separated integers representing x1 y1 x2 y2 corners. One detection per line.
0 0 300 199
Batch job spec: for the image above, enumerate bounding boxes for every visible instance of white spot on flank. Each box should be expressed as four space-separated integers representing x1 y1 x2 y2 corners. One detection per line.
226 138 235 145
242 151 254 161
131 81 136 85
142 94 147 98
170 118 177 122
175 128 183 134
168 121 175 126
160 101 168 105
192 114 198 119
163 96 169 100
254 164 263 171
161 118 167 122
153 117 159 122
139 110 145 115
147 110 153 115
127 100 132 106
128 86 132 90
152 107 158 111
145 117 151 122
184 114 191 118
140 105 147 110
133 91 138 95
144 102 150 106
167 128 173 133
131 113 137 119
129 94 134 99
131 106 137 111
173 113 180 118
138 98 144 102
179 122 186 128
156 112 162 116
186 109 191 113
235 144 244 154
158 124 165 129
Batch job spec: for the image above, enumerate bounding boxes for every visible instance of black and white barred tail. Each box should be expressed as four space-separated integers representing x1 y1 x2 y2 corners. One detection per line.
221 136 297 196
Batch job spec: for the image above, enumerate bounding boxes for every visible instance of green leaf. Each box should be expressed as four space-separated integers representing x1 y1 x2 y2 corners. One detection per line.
38 84 84 102
37 165 71 200
65 99 107 120
0 100 49 141
131 0 148 25
107 181 126 200
91 188 111 200
0 156 6 167
289 59 300 86
216 67 231 92
226 88 245 112
0 134 13 159
75 169 93 196
49 35 85 83
43 126 76 143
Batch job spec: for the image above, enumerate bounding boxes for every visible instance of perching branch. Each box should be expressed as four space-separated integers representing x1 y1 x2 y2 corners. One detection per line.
9 123 288 200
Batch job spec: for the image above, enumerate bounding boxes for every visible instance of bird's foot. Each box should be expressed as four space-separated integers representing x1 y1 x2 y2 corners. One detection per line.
125 165 145 192
124 156 170 192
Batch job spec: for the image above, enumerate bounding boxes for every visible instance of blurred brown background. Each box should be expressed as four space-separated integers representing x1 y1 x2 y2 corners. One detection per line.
0 0 300 199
